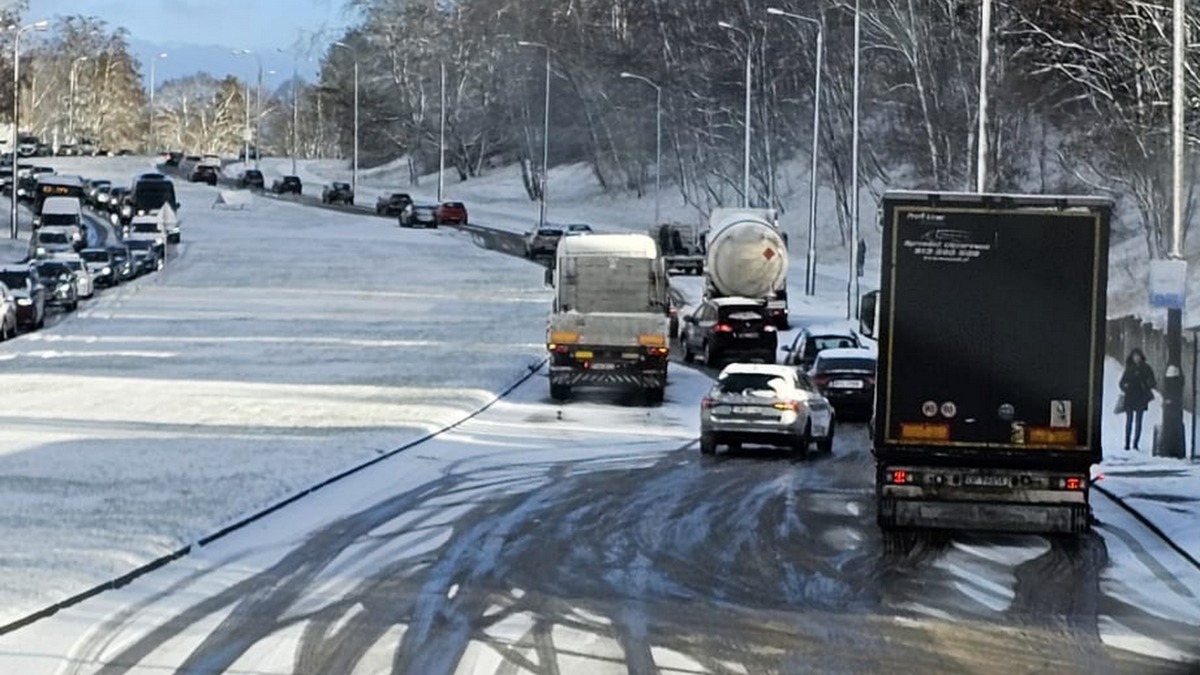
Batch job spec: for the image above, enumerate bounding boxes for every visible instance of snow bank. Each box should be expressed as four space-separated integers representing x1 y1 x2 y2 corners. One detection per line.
1100 357 1200 565
0 175 551 624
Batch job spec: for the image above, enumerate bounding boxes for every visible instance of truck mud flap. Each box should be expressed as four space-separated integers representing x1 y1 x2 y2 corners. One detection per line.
550 370 665 389
882 498 1090 535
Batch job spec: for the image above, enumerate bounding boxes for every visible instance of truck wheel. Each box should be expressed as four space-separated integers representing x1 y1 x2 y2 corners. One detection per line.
550 383 571 401
644 387 664 405
700 433 716 455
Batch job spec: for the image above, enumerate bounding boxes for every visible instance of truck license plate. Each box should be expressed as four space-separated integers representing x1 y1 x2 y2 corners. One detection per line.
591 363 617 370
831 380 864 389
963 475 1011 488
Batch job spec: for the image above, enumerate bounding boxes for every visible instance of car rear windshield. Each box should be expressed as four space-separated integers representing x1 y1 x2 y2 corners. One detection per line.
132 223 159 232
38 264 69 277
444 202 463 208
718 373 789 395
41 213 78 226
133 183 175 210
814 357 875 372
538 228 563 236
127 240 152 250
81 251 109 262
720 308 765 321
39 232 70 244
245 171 262 178
808 336 858 352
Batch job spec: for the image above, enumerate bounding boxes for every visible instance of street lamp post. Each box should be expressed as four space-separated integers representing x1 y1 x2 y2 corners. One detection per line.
278 47 300 176
438 60 445 202
147 52 167 153
718 21 752 208
1160 0 1188 458
9 20 49 240
68 56 88 142
848 0 862 319
767 7 823 297
619 72 662 227
518 40 551 229
976 0 993 192
333 42 359 197
233 49 263 169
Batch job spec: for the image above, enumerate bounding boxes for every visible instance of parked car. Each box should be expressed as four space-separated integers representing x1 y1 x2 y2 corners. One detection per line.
80 248 117 287
0 267 45 330
239 169 265 190
807 348 877 420
399 203 439 228
435 201 467 225
680 297 777 368
106 245 135 282
238 145 260 161
564 223 594 236
162 151 184 167
125 238 162 276
0 282 18 340
699 363 835 455
321 181 354 205
524 225 565 258
58 256 95 299
35 260 80 311
56 144 78 157
189 164 219 185
376 192 412 215
271 175 302 195
78 139 99 156
781 325 866 371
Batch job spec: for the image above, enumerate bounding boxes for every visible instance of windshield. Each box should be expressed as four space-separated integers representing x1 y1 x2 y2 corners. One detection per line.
133 183 174 210
0 272 29 289
81 251 108 263
127 240 152 250
717 372 789 395
41 213 78 226
110 249 128 260
38 232 70 244
37 265 70 278
132 223 159 233
64 260 84 271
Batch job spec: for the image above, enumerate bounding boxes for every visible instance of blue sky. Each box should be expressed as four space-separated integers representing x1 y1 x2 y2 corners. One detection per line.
27 0 357 83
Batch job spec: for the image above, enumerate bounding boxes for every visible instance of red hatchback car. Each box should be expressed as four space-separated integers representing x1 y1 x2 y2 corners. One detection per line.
435 201 468 226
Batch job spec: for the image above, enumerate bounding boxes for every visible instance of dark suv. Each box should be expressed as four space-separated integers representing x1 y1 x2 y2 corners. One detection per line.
239 169 265 190
376 192 412 215
190 165 218 185
272 176 302 195
34 260 79 312
781 325 865 371
808 348 876 419
680 298 777 368
322 182 354 205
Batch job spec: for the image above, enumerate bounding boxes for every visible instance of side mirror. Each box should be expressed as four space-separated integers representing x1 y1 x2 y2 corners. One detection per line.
859 290 878 339
780 344 792 352
683 315 696 324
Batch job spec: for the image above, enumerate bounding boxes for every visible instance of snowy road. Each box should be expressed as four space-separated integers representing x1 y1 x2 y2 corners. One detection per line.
3 367 1198 674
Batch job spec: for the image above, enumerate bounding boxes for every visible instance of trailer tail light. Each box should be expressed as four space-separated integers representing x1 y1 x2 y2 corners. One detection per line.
889 469 912 484
1063 476 1085 491
773 401 800 412
647 347 669 357
547 343 570 353
714 323 734 333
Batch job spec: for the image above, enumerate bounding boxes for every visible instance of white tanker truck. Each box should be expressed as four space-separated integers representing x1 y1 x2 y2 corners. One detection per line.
703 208 790 329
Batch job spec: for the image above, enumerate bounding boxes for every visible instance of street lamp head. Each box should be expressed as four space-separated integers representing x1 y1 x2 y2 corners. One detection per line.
31 20 49 31
158 52 168 59
717 21 735 30
619 72 634 78
766 7 786 16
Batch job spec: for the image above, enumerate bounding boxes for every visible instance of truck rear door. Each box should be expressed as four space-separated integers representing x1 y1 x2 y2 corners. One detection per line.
880 204 1106 454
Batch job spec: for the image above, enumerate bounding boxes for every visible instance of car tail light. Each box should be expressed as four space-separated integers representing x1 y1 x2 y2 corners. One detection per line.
714 323 734 333
763 324 777 332
772 401 799 412
701 397 716 409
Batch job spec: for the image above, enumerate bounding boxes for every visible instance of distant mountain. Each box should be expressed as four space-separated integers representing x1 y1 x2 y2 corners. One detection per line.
129 38 318 88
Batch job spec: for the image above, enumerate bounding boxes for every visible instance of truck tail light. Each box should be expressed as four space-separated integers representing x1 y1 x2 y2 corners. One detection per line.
714 323 734 333
889 469 912 484
1063 476 1085 490
647 347 669 357
547 343 570 353
763 324 777 332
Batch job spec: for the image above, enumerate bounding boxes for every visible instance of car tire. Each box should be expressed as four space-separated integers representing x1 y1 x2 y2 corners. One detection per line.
682 336 694 363
700 432 716 455
816 419 835 455
796 421 813 455
35 313 44 329
761 351 775 364
549 383 571 401
703 341 720 368
67 300 78 312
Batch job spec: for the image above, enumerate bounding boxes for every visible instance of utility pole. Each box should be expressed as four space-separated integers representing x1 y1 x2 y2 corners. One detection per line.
1159 0 1187 458
438 60 445 202
518 41 551 228
10 20 49 240
147 52 167 153
619 72 662 226
848 0 862 319
719 21 753 208
68 56 88 142
333 42 360 196
976 0 993 192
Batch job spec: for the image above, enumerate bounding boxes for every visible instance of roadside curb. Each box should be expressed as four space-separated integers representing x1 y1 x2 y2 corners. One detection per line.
0 358 548 637
1093 482 1200 572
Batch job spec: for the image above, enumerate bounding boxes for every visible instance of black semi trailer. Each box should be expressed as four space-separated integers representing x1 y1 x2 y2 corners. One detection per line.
861 191 1111 535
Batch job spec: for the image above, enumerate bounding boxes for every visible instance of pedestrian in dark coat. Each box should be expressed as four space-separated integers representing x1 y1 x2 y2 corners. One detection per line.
1119 348 1156 450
